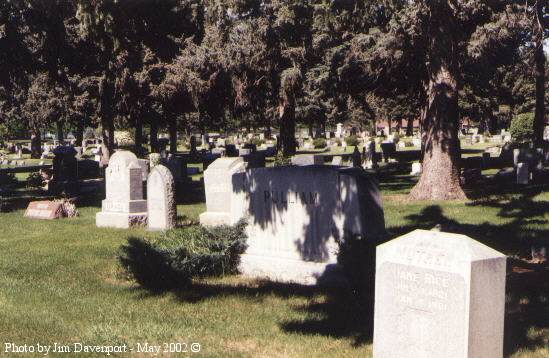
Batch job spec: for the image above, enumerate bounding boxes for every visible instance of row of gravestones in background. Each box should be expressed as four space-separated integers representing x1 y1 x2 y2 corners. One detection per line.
93 151 507 358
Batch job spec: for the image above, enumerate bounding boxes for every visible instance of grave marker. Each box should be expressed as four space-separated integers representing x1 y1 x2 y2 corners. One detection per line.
25 201 63 220
96 150 147 228
374 230 506 358
147 165 176 231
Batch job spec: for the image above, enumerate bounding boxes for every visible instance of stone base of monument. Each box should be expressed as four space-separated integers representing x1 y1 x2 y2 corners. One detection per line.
238 254 344 286
198 212 234 227
96 212 148 229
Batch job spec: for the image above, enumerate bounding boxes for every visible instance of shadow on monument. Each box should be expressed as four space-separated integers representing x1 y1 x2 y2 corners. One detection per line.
231 165 385 269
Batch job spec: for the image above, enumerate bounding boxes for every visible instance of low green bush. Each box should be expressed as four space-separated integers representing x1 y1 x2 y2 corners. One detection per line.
0 172 17 186
273 153 291 166
510 113 534 144
313 138 327 149
345 135 359 147
118 220 248 291
251 138 264 147
26 172 44 189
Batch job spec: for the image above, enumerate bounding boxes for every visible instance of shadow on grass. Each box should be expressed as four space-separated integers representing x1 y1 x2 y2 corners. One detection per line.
119 183 547 354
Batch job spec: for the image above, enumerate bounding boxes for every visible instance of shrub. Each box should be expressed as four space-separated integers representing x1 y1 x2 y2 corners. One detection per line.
26 172 45 189
118 220 248 291
251 138 264 147
54 198 78 217
335 138 342 146
83 127 96 140
273 153 291 166
510 113 534 144
313 138 327 149
0 172 17 186
345 135 359 147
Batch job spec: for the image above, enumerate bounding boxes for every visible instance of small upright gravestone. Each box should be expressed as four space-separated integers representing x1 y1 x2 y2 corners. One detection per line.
516 162 529 185
147 165 176 231
374 230 506 358
96 150 147 229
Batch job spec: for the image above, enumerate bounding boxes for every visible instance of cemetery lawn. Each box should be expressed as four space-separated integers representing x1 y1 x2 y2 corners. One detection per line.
0 189 547 357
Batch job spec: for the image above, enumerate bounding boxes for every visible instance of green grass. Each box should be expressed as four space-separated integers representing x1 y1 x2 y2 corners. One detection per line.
0 181 547 356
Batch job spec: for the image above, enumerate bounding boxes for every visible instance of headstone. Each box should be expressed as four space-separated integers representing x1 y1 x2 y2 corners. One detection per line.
147 165 176 231
351 146 361 167
331 156 343 166
96 150 148 228
50 146 78 194
137 159 149 181
410 162 422 175
225 144 239 157
243 151 266 168
74 146 83 159
166 155 185 182
374 230 506 358
25 201 63 220
200 163 385 285
335 123 343 138
212 147 226 157
291 155 324 166
380 141 396 162
516 162 529 185
199 157 247 226
239 148 252 157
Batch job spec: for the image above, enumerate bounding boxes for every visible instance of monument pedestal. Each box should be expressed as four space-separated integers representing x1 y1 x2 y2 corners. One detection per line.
198 212 233 226
96 211 147 229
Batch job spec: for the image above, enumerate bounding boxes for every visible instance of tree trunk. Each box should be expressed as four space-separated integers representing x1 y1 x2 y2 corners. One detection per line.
409 1 466 201
134 114 143 155
278 100 296 157
98 72 115 160
169 117 178 154
30 129 41 159
406 117 414 137
56 121 64 144
533 0 546 147
75 118 84 147
150 120 159 153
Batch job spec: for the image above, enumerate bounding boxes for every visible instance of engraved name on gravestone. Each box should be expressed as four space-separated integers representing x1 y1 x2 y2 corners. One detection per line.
96 150 147 229
200 162 386 284
374 230 506 358
147 165 176 231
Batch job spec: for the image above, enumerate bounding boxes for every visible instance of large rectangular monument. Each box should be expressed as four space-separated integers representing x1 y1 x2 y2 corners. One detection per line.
200 160 385 284
373 230 506 358
96 150 147 228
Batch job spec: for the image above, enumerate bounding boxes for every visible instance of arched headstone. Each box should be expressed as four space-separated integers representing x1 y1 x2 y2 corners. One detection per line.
96 150 147 228
147 165 176 230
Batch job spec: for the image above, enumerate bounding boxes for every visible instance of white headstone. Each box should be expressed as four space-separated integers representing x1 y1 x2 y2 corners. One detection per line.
516 162 529 185
96 150 147 228
374 230 506 358
147 165 176 231
199 157 247 226
331 156 343 166
410 162 422 176
335 123 343 138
